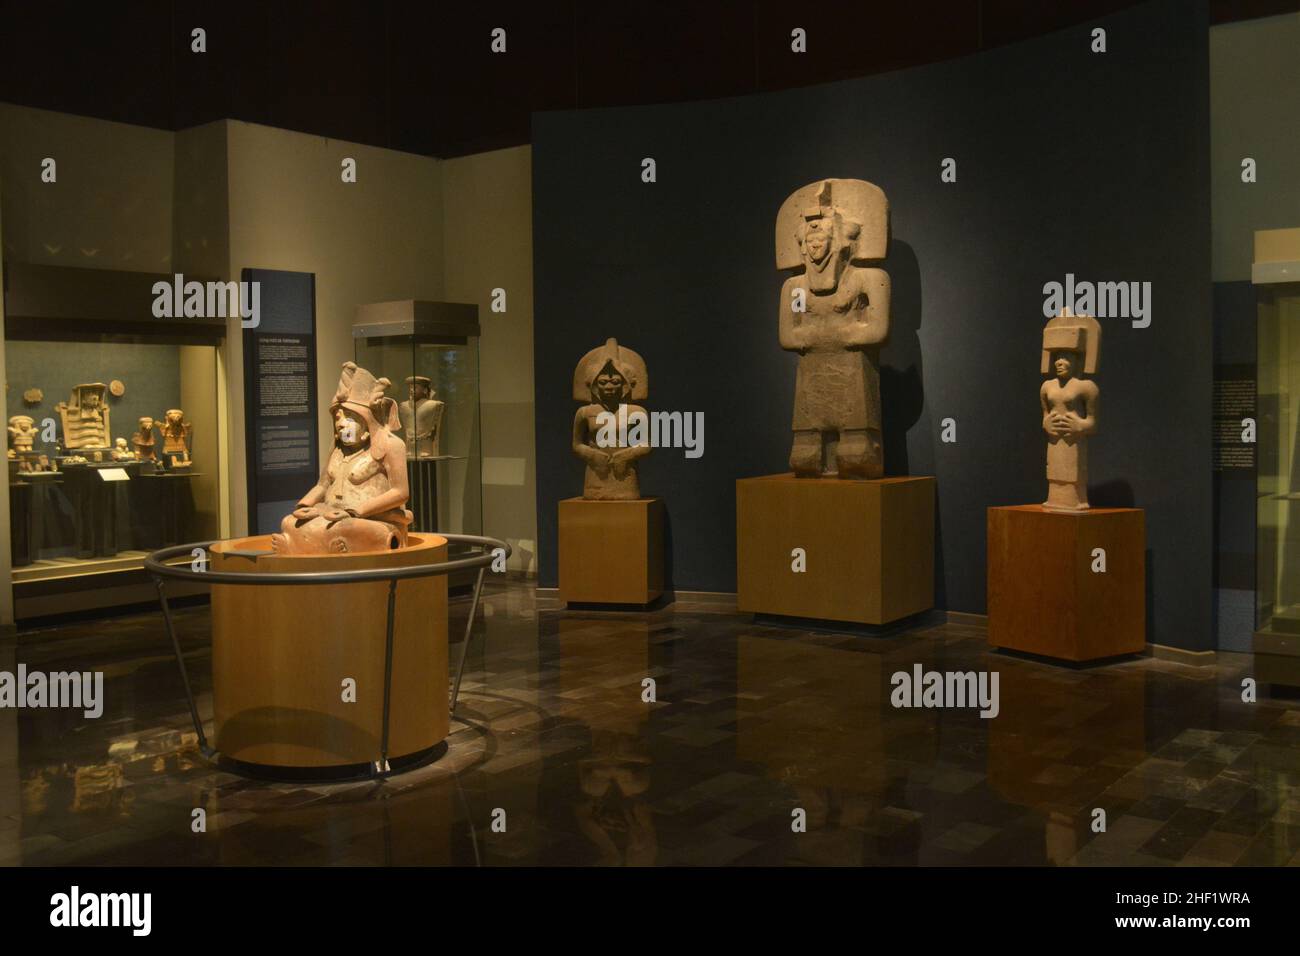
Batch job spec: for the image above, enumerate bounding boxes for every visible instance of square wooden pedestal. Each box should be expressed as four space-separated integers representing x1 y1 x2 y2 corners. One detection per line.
987 505 1146 662
736 474 935 626
558 497 664 605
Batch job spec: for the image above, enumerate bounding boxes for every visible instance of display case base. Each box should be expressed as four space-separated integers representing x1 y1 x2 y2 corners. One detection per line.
735 474 935 626
558 497 664 605
987 505 1145 662
209 533 449 769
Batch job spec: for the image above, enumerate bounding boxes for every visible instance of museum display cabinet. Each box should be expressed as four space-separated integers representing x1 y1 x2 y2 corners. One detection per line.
3 262 225 617
353 300 483 579
1253 228 1300 682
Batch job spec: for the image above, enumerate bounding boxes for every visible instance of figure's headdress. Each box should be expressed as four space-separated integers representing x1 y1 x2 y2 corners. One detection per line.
1041 308 1101 375
331 362 401 459
776 178 888 269
405 375 433 390
572 338 648 402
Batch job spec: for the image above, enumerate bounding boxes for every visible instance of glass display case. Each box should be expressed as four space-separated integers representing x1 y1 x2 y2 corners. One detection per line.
1256 275 1300 637
4 262 225 617
353 300 483 568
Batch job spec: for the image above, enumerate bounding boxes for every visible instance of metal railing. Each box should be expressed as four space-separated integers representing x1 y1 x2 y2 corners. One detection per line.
144 533 510 779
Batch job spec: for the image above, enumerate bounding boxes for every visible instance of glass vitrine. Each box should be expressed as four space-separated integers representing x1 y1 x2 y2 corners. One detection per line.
5 335 222 587
1256 277 1300 636
352 301 483 564
3 262 228 617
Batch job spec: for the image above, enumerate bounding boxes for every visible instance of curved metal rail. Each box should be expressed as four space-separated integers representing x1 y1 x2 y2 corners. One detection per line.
144 534 510 780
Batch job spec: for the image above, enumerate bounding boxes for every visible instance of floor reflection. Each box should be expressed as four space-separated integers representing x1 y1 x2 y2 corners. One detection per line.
0 585 1297 866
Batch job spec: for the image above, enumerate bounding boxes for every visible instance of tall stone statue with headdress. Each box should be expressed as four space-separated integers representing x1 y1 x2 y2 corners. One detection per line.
272 362 412 554
776 179 891 479
1040 308 1100 512
571 338 650 500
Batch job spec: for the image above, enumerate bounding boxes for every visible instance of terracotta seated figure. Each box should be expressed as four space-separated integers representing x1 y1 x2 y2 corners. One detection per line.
272 362 412 554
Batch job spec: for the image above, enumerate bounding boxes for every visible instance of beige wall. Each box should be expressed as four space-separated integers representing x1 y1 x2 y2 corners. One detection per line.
0 103 174 271
224 120 445 533
442 146 536 572
1210 13 1300 282
174 121 231 538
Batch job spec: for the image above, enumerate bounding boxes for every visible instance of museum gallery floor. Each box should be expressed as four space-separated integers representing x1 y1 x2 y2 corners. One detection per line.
4 582 1298 868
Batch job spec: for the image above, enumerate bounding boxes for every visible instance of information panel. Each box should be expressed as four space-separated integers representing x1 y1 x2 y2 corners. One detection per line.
242 269 319 533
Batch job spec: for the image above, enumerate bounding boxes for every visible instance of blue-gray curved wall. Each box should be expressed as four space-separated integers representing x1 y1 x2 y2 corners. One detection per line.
533 0 1212 650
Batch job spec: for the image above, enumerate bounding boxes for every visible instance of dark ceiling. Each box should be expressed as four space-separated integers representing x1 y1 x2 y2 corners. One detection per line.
0 0 1295 158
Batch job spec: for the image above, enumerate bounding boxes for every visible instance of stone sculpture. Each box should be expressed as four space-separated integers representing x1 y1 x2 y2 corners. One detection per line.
159 409 193 467
776 178 891 479
1040 308 1100 512
273 362 412 554
571 338 650 500
56 383 111 450
112 438 135 461
398 375 445 458
132 417 158 461
22 388 42 405
8 415 36 455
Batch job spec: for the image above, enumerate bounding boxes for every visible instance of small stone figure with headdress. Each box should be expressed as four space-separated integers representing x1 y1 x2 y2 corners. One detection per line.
398 375 444 458
1040 308 1100 512
159 409 193 468
273 362 412 554
572 338 651 500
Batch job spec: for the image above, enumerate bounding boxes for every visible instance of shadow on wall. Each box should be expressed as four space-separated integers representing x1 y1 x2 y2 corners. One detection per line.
877 238 943 606
880 239 925 479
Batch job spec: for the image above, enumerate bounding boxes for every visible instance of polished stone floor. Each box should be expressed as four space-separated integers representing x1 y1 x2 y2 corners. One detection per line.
1 581 1299 867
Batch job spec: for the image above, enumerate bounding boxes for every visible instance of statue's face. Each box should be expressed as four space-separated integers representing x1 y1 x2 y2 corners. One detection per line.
803 220 832 265
594 370 626 404
139 417 153 431
334 408 368 446
410 382 429 402
85 393 101 409
1052 353 1075 379
167 411 182 425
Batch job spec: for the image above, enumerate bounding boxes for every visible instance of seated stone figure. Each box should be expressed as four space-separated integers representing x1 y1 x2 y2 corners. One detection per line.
272 362 412 554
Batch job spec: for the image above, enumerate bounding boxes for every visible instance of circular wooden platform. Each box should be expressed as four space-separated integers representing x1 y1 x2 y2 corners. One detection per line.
209 533 449 769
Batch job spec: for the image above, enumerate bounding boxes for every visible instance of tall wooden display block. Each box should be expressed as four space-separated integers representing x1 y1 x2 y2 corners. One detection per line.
987 506 1145 662
558 497 664 605
736 474 935 626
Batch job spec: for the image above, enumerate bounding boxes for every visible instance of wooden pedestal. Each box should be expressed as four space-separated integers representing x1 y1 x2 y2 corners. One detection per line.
209 533 448 768
558 497 664 605
987 506 1145 662
736 474 935 625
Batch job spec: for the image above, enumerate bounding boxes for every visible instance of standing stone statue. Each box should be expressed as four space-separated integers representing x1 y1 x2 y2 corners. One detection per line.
273 362 412 554
571 338 650 500
1040 309 1100 512
776 179 891 479
398 375 445 458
